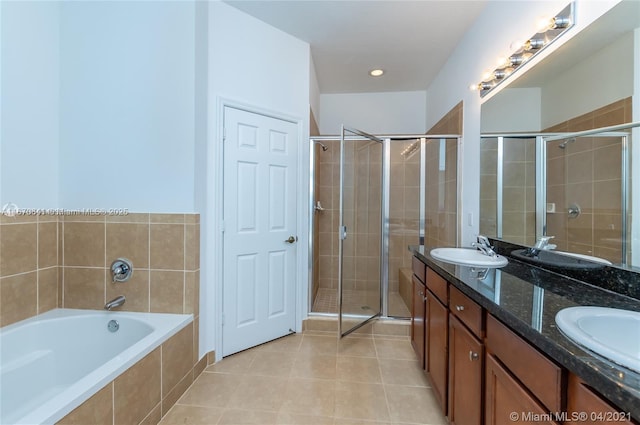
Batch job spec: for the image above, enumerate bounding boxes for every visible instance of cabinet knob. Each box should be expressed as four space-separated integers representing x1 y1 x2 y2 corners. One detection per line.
418 290 427 302
456 305 465 311
469 351 479 361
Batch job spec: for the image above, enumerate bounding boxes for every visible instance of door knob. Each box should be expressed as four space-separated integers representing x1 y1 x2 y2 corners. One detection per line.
284 236 298 244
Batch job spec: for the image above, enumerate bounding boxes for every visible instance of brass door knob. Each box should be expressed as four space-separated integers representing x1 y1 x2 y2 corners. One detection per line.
285 236 298 244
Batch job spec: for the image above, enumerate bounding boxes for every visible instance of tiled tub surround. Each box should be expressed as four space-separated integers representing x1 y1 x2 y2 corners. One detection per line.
0 309 193 425
412 244 640 420
0 212 205 425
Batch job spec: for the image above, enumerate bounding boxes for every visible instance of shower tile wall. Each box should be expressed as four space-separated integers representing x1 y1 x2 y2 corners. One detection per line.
424 102 461 248
316 140 340 295
389 141 420 317
343 141 382 311
544 97 631 263
503 139 536 245
479 139 498 237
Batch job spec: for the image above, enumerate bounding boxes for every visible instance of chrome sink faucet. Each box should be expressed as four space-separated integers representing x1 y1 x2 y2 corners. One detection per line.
105 295 126 311
472 235 497 257
528 236 557 255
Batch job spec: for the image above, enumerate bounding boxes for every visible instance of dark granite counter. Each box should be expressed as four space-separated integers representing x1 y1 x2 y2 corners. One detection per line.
411 245 640 421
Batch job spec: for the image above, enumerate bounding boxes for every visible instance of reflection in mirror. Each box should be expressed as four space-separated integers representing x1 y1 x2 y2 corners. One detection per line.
479 1 640 268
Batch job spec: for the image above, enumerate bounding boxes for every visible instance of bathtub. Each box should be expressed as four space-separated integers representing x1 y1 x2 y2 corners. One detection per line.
0 308 192 425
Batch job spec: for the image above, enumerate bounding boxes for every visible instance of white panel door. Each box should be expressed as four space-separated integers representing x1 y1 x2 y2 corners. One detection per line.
222 106 298 356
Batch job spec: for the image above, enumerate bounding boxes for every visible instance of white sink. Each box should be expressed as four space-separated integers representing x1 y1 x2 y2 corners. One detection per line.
555 307 640 373
430 248 508 268
555 251 613 265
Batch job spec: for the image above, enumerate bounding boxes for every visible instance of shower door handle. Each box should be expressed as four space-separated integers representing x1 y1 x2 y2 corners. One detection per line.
339 226 347 240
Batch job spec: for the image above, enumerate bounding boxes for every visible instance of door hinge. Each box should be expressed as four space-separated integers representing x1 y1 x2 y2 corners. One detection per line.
222 313 225 326
221 220 226 233
223 126 226 142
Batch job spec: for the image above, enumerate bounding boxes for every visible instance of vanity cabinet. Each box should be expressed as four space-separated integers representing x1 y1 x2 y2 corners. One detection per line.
485 353 558 425
448 314 483 425
486 314 564 424
411 257 427 368
448 285 484 425
411 275 426 369
426 268 448 413
567 374 635 425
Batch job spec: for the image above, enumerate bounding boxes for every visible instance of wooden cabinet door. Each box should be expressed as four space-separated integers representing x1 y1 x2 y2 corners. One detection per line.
411 275 426 369
485 353 558 425
427 291 448 413
567 374 635 425
448 314 483 425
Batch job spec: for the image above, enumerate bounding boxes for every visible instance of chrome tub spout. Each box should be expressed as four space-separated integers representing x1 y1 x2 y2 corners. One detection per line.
105 295 126 311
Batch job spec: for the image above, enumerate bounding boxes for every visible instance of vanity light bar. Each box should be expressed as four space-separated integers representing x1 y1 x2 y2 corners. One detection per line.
472 2 574 97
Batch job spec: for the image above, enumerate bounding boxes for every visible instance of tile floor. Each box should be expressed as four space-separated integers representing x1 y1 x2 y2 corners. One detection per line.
160 331 446 425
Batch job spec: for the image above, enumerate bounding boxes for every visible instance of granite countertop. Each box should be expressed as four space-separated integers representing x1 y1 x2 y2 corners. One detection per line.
411 245 640 420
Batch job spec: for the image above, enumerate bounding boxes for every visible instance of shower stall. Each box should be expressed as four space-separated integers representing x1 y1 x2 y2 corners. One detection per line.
309 128 460 336
480 122 638 266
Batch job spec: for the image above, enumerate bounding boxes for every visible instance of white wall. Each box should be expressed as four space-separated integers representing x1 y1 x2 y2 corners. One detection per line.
425 0 620 247
541 31 634 128
1 1 60 208
310 56 321 124
319 91 427 135
58 1 198 212
481 88 541 133
203 1 311 359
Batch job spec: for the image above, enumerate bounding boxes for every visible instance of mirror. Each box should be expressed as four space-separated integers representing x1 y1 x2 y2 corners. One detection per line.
480 1 640 268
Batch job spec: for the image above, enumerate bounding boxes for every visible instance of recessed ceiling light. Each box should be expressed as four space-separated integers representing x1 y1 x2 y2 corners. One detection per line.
369 69 384 77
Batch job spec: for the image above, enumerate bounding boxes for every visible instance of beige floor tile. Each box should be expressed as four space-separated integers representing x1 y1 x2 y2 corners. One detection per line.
334 381 390 422
206 350 256 374
378 358 429 387
374 339 417 360
335 357 381 384
291 354 337 380
280 378 336 417
178 372 240 408
247 351 296 377
299 334 338 356
337 337 377 358
218 409 279 424
276 411 334 424
385 385 446 425
227 375 288 411
333 420 391 425
159 404 223 424
256 333 303 352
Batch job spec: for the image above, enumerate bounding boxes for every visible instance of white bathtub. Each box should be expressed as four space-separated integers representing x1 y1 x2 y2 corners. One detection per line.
0 308 192 425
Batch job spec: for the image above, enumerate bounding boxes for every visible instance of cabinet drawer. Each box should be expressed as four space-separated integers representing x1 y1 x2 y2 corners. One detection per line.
450 285 483 338
486 314 564 413
412 256 426 283
427 268 448 305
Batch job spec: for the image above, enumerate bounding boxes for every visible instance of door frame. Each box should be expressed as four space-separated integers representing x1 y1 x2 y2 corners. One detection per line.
209 97 307 361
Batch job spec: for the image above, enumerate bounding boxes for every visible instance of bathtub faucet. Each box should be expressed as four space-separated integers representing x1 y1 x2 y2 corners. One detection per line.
105 295 126 311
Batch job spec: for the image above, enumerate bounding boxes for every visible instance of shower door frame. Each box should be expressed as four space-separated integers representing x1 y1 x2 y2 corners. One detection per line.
308 133 462 322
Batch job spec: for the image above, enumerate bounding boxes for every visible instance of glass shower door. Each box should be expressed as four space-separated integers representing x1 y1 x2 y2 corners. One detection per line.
338 126 384 337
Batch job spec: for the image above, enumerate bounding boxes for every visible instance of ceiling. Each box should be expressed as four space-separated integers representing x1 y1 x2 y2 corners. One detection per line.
224 0 488 94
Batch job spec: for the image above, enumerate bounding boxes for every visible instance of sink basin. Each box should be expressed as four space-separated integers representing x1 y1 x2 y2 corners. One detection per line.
430 248 508 268
555 306 640 373
511 249 607 270
555 251 613 265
